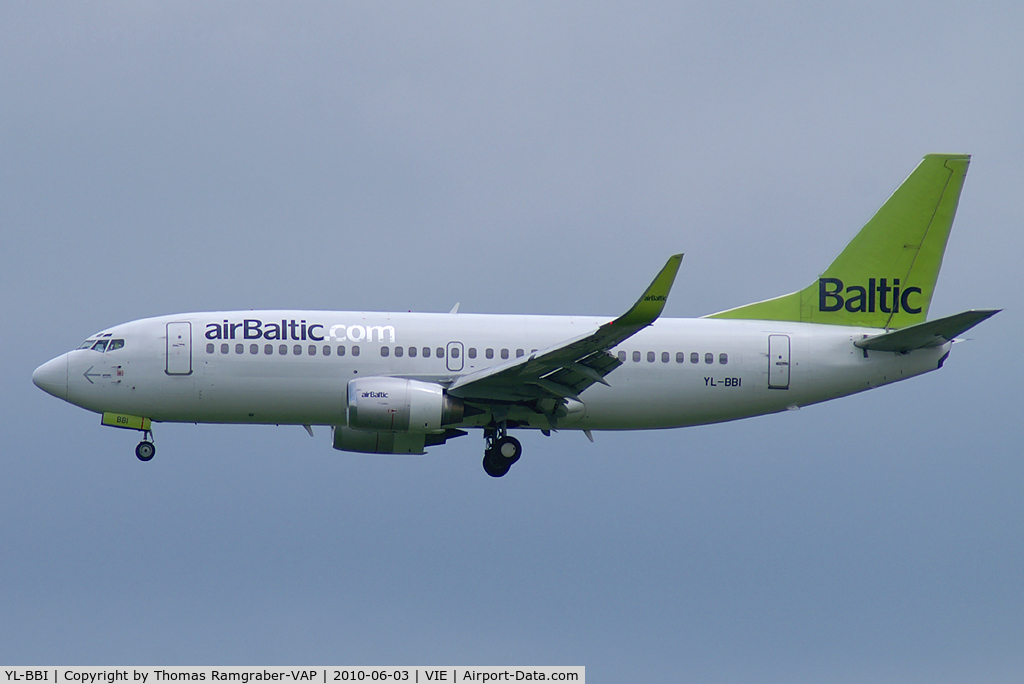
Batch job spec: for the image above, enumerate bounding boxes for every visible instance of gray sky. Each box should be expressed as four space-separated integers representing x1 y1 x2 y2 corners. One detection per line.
2 2 1022 680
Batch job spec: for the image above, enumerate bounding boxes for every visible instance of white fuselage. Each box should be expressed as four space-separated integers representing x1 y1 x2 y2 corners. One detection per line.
34 310 950 434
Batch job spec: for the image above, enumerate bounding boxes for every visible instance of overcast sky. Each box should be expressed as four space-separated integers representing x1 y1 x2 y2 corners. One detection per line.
2 2 1022 680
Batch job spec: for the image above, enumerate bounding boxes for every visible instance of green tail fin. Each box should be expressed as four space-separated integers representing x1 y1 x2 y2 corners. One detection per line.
707 154 970 329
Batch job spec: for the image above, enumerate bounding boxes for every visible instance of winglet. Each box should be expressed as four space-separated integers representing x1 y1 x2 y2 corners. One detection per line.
613 254 683 328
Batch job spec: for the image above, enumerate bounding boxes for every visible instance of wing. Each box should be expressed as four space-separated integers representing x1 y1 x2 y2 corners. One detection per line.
448 254 683 404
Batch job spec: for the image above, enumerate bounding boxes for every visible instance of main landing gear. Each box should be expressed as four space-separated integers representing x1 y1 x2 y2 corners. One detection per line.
135 430 156 462
482 425 522 478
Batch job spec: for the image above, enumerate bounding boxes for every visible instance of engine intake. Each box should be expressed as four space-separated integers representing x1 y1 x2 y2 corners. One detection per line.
347 377 464 432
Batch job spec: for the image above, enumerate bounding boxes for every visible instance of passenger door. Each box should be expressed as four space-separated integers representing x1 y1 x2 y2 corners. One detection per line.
768 334 790 389
166 322 193 375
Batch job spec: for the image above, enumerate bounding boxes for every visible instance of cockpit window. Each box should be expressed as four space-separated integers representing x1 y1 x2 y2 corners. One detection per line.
91 339 109 352
107 339 125 351
79 340 96 349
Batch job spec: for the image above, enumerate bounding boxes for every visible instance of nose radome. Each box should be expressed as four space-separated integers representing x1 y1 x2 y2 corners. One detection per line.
33 355 68 400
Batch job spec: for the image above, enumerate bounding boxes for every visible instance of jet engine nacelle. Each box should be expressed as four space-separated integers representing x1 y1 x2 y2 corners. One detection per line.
347 377 464 432
331 425 468 455
332 426 427 454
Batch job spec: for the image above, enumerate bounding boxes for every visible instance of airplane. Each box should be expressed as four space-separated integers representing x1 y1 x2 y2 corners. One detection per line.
33 154 998 477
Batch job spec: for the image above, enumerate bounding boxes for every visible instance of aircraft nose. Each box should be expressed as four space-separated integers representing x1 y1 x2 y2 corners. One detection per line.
33 354 68 400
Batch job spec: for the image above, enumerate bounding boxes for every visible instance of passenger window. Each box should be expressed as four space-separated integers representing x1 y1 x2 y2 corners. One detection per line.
395 346 403 358
617 350 626 362
323 345 331 356
293 345 302 356
486 348 494 359
647 351 655 363
235 343 244 354
279 345 288 355
108 339 125 351
691 352 699 364
422 347 430 358
265 344 273 355
92 340 109 352
451 347 460 359
337 345 346 356
221 343 229 354
662 352 669 363
516 349 524 358
436 347 444 358
468 348 477 359
251 344 259 354
676 352 684 363
206 343 214 354
352 346 360 356
632 351 641 362
501 349 509 360
308 345 317 356
720 353 728 365
408 346 417 358
705 353 713 364
381 346 390 357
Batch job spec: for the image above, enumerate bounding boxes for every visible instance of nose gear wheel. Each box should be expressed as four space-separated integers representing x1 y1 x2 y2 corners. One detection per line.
135 429 156 462
135 441 156 461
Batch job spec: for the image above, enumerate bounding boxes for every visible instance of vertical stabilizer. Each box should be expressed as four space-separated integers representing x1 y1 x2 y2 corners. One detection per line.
707 154 970 328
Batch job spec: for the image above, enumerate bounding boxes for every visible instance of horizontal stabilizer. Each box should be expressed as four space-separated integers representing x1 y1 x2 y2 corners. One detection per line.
854 309 999 353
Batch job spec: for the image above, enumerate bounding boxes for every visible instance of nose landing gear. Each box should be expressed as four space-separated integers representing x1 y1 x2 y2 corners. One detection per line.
482 425 521 477
99 413 156 462
135 430 156 462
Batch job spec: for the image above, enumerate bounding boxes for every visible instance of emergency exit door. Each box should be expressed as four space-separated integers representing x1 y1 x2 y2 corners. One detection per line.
768 334 790 389
166 322 193 375
446 341 464 372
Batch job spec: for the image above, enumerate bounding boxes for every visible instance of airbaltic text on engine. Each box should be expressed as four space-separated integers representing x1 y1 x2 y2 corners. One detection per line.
818 278 922 314
205 319 396 343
